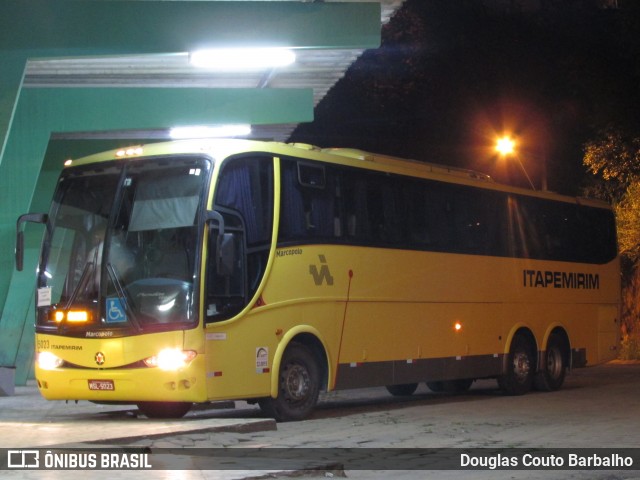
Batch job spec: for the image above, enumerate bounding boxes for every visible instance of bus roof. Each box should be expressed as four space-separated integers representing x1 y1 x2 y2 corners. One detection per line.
65 138 611 210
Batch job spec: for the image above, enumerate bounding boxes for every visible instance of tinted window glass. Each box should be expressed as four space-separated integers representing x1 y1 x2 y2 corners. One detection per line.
277 157 616 264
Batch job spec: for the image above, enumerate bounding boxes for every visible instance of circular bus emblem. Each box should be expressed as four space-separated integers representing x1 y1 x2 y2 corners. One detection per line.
95 352 105 366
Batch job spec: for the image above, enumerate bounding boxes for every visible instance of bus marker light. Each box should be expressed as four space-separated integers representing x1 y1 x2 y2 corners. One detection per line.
454 322 462 332
37 352 64 370
115 146 143 158
54 311 64 322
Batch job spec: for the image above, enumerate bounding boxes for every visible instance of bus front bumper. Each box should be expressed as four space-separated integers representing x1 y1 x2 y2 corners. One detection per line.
35 356 207 403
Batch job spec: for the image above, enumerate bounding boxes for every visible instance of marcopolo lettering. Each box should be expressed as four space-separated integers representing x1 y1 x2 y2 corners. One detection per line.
276 248 303 257
523 270 599 290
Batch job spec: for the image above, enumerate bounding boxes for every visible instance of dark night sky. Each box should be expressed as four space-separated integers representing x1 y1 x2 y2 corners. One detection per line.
290 0 640 195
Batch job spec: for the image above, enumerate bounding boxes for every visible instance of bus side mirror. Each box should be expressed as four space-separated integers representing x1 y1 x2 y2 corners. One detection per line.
16 213 48 271
16 230 24 271
205 210 236 277
217 233 236 277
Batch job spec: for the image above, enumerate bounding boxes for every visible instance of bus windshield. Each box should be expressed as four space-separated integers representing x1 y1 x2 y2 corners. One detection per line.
36 157 209 334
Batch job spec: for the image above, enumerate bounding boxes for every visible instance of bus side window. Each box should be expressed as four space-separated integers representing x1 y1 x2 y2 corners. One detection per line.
423 183 451 249
279 159 337 241
402 180 428 248
341 173 369 241
507 196 571 261
577 207 617 263
366 174 401 245
207 156 273 321
454 188 495 255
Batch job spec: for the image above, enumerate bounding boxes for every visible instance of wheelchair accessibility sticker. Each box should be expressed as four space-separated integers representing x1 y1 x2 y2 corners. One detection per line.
106 297 127 323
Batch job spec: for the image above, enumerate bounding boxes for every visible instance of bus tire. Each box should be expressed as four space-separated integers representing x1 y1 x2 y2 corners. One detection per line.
498 334 535 396
426 381 445 392
426 379 473 393
258 343 320 422
533 334 567 391
136 401 192 419
386 383 418 396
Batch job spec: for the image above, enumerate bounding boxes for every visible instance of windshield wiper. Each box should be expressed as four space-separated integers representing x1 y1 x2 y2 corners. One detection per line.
106 262 142 332
58 261 94 331
62 261 94 311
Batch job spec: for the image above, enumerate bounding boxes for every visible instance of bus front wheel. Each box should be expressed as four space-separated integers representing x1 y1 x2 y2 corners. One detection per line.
136 401 192 419
498 334 535 396
259 343 320 422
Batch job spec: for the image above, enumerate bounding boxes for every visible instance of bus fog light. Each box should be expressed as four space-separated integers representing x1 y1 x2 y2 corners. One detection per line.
143 348 197 371
38 352 64 370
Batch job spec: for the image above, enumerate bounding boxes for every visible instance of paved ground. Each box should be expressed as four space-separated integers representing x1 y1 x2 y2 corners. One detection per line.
1 361 640 479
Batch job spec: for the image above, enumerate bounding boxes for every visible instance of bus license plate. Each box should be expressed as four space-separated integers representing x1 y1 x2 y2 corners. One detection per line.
88 379 115 391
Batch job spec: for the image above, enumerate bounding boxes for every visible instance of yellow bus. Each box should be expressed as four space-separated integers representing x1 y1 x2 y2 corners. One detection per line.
17 139 620 420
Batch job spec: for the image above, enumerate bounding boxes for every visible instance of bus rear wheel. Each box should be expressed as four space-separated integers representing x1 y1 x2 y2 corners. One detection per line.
386 383 418 396
498 334 535 396
534 334 567 391
136 401 192 419
259 343 320 422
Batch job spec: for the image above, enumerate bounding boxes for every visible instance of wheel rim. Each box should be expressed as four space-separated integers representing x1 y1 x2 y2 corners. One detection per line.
546 347 563 379
512 350 531 384
283 363 310 402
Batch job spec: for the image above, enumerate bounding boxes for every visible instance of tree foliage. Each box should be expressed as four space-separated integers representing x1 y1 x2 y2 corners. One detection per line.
583 129 640 189
615 180 640 264
619 264 640 359
582 127 640 265
583 127 640 358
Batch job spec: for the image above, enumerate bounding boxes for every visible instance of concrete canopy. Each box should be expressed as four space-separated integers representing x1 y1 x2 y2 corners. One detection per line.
0 0 397 385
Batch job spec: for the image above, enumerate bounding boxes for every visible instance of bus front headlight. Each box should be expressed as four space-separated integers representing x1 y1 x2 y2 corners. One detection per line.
143 348 197 371
37 352 64 370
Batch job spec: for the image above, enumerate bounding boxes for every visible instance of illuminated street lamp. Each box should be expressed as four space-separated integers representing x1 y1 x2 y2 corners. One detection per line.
495 135 537 190
495 136 516 156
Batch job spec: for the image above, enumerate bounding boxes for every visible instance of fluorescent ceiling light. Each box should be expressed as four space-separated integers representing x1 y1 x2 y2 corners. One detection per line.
169 124 252 139
190 48 296 70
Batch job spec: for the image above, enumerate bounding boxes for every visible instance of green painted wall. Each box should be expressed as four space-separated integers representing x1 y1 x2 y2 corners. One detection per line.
0 0 381 384
0 87 313 383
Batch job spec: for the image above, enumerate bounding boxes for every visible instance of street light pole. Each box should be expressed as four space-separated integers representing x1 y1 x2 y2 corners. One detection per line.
514 156 536 191
540 148 548 191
